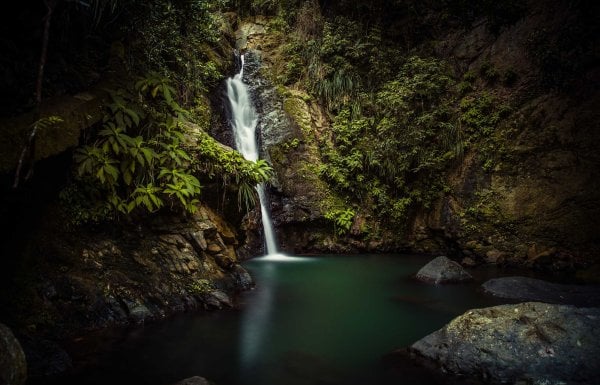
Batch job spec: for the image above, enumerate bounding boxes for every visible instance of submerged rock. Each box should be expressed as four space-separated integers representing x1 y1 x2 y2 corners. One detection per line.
415 256 473 284
0 323 27 385
483 276 600 307
410 302 600 384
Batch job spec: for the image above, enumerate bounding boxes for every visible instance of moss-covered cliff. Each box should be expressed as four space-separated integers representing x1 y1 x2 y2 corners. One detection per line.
233 0 600 271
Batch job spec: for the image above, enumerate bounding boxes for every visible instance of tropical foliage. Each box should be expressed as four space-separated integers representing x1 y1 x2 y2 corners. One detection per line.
72 75 200 216
255 0 524 234
67 70 272 222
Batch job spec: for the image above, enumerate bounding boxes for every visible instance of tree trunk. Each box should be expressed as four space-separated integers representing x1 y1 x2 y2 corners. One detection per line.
13 0 57 188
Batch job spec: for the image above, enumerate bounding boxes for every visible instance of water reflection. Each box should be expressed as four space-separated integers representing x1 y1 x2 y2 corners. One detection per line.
238 257 316 383
55 255 502 385
239 262 274 380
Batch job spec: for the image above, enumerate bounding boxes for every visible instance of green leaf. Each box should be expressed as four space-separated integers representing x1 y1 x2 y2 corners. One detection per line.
123 170 132 186
127 200 137 213
105 164 119 182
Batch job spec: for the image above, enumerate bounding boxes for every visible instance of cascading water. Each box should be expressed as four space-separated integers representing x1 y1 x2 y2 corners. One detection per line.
226 54 278 256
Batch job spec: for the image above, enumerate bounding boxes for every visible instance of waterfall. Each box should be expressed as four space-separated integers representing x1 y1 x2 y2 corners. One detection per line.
226 54 278 256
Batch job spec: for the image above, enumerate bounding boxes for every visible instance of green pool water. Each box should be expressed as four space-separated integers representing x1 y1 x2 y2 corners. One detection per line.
54 254 505 385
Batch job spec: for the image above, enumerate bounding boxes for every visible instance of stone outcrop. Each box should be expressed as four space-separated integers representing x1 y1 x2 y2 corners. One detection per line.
415 256 473 284
0 89 107 174
3 203 252 380
19 204 251 335
482 276 600 307
0 323 27 385
410 302 600 385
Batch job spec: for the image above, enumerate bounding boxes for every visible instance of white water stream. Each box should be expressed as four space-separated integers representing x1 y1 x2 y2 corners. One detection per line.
226 54 279 256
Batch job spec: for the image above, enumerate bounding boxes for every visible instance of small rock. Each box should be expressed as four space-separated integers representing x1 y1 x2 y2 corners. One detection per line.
207 243 222 254
232 264 254 290
120 299 153 324
464 240 481 250
214 254 234 270
189 231 208 251
484 249 508 264
205 290 232 309
171 375 211 385
461 257 478 267
0 323 27 385
415 256 473 284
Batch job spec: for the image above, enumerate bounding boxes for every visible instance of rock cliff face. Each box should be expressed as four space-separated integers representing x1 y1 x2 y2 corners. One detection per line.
1 202 252 379
234 19 381 255
4 204 251 338
232 3 600 269
236 48 344 255
0 10 249 341
406 0 600 270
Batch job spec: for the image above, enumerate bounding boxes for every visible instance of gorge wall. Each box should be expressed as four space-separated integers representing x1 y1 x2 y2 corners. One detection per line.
233 1 599 272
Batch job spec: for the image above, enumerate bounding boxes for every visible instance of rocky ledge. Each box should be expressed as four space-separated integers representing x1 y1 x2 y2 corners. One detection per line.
483 276 600 307
410 302 600 385
4 204 253 380
32 207 251 335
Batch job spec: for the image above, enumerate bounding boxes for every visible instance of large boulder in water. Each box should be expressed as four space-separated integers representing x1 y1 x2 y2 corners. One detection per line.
483 276 600 307
0 323 27 385
410 302 600 384
415 256 473 284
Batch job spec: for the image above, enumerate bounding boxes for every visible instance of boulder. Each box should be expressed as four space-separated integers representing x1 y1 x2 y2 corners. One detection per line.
415 256 473 284
483 276 600 307
410 302 600 384
204 290 232 309
172 376 211 385
0 323 27 385
232 264 254 290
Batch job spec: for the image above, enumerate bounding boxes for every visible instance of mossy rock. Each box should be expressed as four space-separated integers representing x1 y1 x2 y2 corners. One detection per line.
0 89 107 173
283 97 312 140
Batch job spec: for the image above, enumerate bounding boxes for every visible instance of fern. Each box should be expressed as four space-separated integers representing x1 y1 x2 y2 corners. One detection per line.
324 208 355 236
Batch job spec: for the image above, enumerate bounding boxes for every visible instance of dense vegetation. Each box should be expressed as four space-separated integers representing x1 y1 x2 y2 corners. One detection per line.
237 0 517 234
1 0 276 226
1 0 597 244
